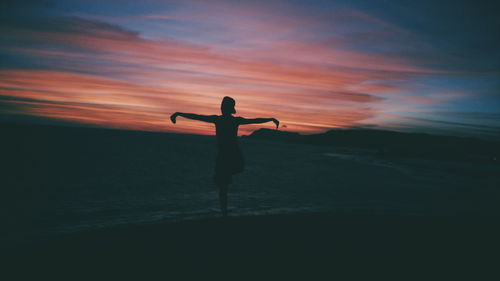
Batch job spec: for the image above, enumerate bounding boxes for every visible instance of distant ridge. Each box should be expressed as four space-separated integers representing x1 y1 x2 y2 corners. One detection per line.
1 120 498 162
246 128 500 162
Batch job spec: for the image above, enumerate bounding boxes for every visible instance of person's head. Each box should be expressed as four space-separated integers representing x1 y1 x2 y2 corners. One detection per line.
221 96 236 115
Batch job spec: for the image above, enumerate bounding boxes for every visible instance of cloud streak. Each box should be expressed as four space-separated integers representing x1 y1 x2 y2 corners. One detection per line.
0 0 498 138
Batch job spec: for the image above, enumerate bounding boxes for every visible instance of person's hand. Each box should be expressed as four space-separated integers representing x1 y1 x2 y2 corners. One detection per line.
272 118 279 129
170 112 178 124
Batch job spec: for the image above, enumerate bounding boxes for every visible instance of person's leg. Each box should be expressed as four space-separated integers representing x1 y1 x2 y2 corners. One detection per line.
218 184 228 216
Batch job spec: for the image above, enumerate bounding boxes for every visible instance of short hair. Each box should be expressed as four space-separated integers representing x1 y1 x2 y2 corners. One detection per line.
221 96 236 114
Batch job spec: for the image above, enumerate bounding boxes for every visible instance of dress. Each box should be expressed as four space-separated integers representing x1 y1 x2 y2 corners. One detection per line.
213 115 245 185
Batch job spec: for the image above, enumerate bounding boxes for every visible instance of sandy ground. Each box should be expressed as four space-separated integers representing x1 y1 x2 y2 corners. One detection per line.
1 123 499 278
3 213 500 279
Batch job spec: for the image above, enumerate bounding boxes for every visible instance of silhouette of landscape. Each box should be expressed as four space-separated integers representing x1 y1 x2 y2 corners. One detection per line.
2 0 500 278
1 121 499 276
247 128 500 162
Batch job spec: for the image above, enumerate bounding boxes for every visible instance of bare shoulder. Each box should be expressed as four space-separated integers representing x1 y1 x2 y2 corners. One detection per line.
234 116 246 123
210 114 221 123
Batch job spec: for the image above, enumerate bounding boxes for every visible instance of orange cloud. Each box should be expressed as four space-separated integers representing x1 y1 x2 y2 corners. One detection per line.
0 4 463 136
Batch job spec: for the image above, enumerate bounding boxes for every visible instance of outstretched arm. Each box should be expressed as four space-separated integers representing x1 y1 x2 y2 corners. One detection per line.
170 112 217 124
239 117 279 129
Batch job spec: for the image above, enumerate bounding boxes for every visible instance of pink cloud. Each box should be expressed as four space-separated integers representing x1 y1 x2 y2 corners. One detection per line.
0 2 467 135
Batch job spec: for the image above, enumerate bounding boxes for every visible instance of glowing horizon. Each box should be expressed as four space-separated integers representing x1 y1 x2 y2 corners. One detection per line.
1 0 499 138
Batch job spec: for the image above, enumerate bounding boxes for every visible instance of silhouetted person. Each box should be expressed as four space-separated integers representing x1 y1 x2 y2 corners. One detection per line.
170 97 279 216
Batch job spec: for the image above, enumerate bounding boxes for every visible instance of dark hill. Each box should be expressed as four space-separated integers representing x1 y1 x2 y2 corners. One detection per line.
246 128 500 162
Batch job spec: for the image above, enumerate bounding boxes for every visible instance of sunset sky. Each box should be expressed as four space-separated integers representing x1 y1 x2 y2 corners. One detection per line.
1 0 499 138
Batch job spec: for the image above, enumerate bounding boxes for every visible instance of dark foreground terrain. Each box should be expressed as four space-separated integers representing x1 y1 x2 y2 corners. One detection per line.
1 122 499 278
3 213 500 279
